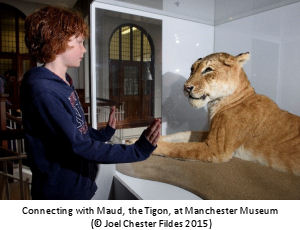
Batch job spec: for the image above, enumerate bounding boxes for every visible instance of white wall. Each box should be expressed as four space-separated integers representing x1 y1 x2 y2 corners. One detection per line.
214 0 300 25
162 0 214 25
214 1 300 116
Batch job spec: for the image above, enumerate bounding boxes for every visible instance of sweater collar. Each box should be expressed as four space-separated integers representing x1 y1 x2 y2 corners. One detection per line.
40 66 74 88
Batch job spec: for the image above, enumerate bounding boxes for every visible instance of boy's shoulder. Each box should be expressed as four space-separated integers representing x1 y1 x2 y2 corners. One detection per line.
24 66 50 79
24 66 64 86
23 67 65 97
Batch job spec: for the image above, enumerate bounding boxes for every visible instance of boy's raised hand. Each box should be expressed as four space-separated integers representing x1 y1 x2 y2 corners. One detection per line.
144 118 161 146
108 106 116 129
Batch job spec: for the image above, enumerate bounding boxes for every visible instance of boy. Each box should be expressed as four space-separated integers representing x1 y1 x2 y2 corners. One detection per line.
21 6 161 199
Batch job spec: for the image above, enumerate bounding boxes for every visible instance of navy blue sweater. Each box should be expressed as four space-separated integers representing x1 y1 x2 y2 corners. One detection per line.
21 67 155 200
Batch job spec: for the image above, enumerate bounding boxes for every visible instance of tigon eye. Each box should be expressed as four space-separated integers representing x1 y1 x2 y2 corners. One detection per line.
202 67 213 74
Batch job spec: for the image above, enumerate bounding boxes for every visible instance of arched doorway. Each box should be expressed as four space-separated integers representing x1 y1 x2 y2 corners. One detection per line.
109 24 155 128
0 3 34 109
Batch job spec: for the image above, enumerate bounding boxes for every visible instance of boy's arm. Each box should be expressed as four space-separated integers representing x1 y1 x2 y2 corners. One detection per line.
88 126 115 142
89 106 116 142
34 92 156 163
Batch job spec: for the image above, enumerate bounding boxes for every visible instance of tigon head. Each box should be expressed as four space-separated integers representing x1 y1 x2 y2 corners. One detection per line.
184 52 250 108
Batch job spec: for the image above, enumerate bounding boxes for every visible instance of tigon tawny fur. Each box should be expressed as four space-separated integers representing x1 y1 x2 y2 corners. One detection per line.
155 52 300 176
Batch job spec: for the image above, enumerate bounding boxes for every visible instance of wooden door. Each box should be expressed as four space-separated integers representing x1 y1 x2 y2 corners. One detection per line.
109 60 153 128
121 61 142 124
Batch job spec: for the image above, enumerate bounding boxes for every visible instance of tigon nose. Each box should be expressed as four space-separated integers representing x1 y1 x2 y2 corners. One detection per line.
184 85 194 93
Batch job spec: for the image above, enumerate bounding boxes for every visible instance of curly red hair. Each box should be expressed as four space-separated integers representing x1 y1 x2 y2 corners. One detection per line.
25 6 88 63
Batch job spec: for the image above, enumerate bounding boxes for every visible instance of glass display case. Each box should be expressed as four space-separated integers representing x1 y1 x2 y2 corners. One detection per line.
91 0 300 200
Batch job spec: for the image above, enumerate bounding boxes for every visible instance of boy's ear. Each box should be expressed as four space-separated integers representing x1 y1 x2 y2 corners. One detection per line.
235 52 250 66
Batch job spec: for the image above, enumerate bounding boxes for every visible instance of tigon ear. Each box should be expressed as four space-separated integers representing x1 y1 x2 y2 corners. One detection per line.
236 52 250 66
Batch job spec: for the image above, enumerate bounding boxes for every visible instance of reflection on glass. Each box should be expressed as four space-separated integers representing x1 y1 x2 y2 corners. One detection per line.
99 15 160 129
109 25 152 62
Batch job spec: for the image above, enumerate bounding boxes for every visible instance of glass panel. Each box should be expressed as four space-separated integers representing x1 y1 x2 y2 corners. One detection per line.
121 26 130 61
94 8 161 130
143 34 151 61
0 58 13 76
1 14 16 53
124 65 138 96
132 27 141 61
111 63 119 96
19 17 28 54
109 29 119 60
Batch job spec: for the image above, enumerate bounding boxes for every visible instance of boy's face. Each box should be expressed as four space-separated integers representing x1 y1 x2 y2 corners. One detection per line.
58 35 86 68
